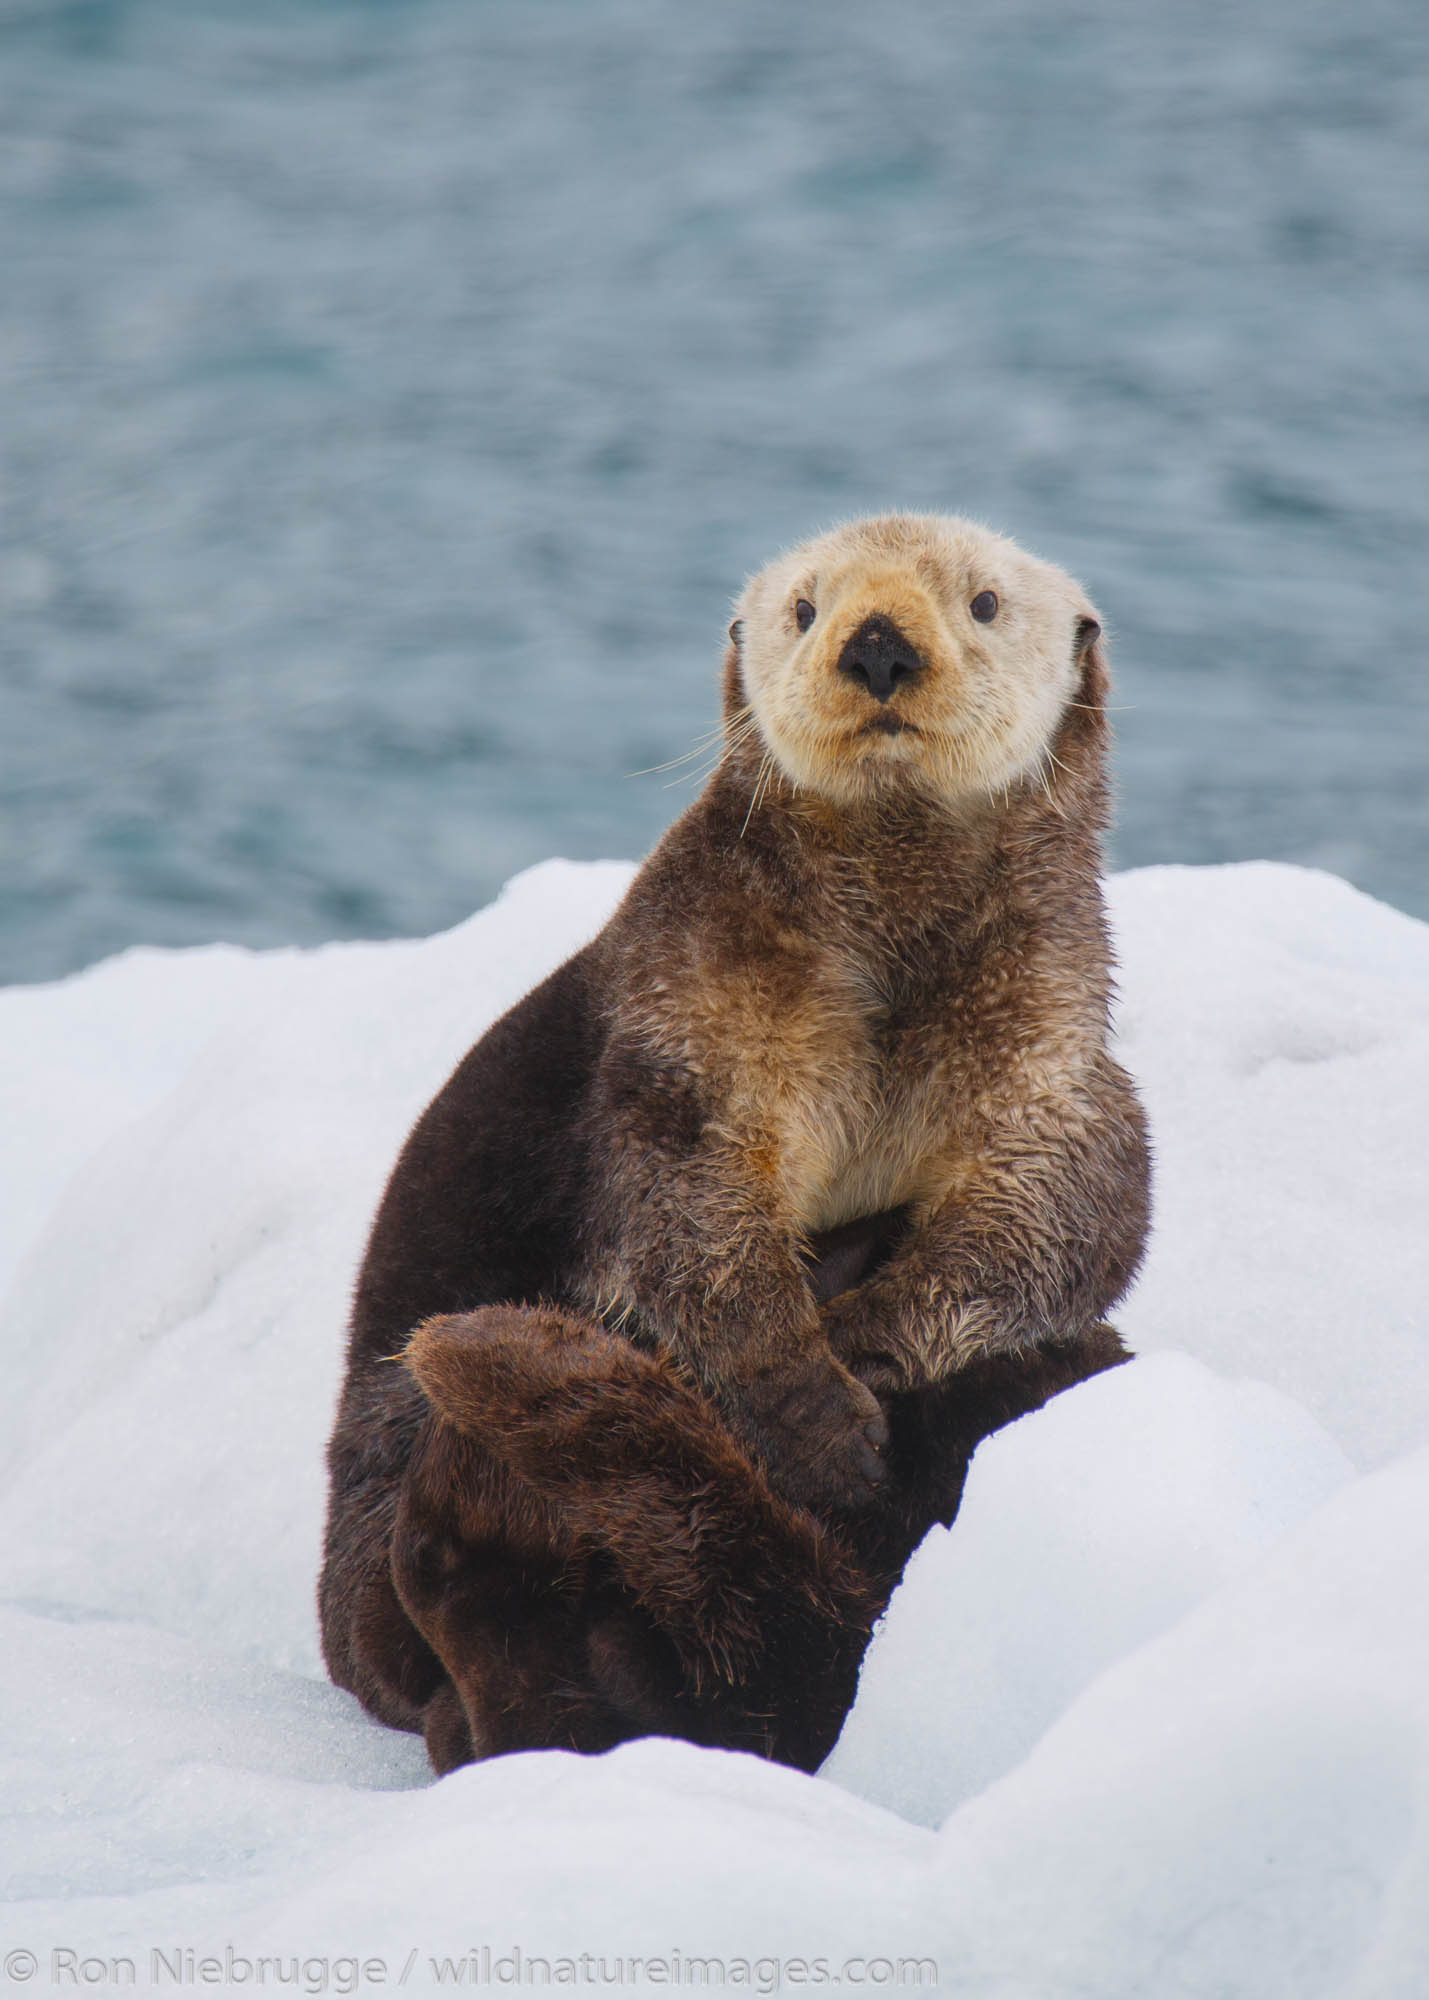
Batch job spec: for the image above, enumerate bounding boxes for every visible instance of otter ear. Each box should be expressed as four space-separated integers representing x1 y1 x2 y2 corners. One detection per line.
722 617 746 718
1074 609 1109 708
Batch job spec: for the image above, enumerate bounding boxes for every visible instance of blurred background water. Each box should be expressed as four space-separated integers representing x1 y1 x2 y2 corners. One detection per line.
1 0 1425 984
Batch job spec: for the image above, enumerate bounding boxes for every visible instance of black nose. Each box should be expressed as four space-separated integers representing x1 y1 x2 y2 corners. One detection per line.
836 615 923 704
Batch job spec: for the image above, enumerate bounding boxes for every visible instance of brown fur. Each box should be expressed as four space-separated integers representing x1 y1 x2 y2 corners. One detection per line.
319 513 1151 1773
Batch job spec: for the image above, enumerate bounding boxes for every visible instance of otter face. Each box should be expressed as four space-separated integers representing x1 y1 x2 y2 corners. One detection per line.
731 514 1102 809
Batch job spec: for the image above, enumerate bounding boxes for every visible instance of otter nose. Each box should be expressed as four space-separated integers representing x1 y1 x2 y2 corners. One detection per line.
836 615 923 704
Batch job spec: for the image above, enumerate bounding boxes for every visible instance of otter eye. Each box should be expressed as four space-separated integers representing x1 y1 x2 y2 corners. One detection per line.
794 598 816 634
970 590 998 624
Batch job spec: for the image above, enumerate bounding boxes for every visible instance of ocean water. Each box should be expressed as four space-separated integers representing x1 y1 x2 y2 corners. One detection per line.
1 0 1426 984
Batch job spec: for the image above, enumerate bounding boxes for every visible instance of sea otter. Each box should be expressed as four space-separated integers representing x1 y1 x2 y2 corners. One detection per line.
319 513 1151 1775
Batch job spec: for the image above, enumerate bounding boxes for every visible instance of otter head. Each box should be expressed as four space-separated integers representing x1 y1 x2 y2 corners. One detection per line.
727 513 1104 810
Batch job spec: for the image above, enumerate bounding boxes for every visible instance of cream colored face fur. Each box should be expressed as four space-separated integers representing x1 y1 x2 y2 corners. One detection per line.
733 513 1101 808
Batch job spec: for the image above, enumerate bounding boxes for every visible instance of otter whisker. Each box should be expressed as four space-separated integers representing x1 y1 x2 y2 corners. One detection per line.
664 752 728 791
628 706 758 780
628 732 729 779
662 717 764 792
738 752 776 840
751 753 777 830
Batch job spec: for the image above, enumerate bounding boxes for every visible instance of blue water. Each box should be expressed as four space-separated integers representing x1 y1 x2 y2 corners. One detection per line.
2 0 1426 983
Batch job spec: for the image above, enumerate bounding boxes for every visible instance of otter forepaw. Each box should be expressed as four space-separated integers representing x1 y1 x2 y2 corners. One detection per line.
746 1356 889 1511
822 1293 917 1399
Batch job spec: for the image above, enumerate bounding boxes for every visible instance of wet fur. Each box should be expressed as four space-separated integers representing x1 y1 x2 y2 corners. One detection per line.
319 513 1151 1773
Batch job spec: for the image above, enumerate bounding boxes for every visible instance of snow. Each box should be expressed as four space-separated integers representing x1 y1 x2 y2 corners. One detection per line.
822 1351 1353 1827
2 857 1427 1995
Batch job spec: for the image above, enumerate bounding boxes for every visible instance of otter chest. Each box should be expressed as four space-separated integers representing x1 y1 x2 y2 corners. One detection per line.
726 959 959 1235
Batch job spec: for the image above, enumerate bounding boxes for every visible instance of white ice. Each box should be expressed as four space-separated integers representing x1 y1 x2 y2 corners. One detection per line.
2 859 1427 1996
